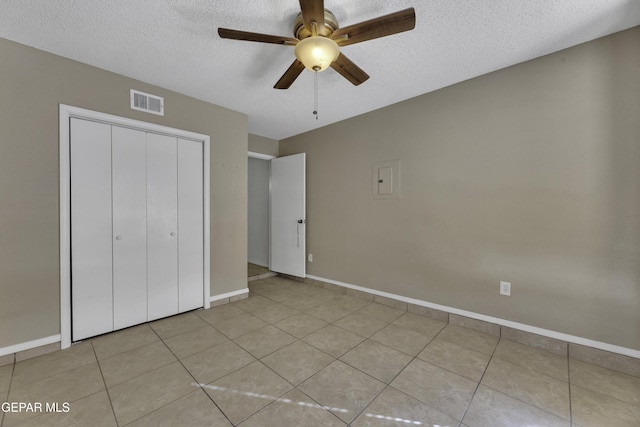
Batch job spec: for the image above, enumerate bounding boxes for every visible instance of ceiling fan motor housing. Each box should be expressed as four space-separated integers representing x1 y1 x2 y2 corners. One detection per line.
293 9 339 39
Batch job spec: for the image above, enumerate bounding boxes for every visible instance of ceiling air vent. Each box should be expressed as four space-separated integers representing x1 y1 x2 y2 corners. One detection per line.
130 89 164 116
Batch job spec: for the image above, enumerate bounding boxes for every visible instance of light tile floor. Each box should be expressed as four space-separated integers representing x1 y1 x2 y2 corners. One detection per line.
1 276 639 426
247 263 270 279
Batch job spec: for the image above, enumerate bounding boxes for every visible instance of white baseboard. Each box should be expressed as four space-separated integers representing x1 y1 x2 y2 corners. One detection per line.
211 288 249 302
307 274 640 359
0 334 61 357
2 289 246 357
4 279 637 360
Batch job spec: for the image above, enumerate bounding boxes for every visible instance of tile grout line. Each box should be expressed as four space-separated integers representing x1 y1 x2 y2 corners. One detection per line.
345 336 433 425
340 320 448 425
0 359 17 427
253 292 397 424
208 295 346 425
12 275 630 426
90 340 120 427
156 309 351 426
229 290 380 423
230 289 347 420
568 359 640 409
495 340 575 423
475 345 575 425
99 322 235 426
257 280 472 424
6 342 121 427
416 323 477 425
231 357 333 426
214 279 640 425
477 382 574 424
288 355 353 425
346 383 390 425
336 334 412 425
255 382 347 426
567 354 574 426
95 339 171 369
230 279 606 425
357 319 490 425
204 360 295 426
456 333 501 425
150 325 236 427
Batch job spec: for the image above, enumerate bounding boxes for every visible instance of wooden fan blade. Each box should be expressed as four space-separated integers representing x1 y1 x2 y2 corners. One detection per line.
274 60 306 89
299 0 324 32
331 8 415 46
218 28 298 45
330 53 369 86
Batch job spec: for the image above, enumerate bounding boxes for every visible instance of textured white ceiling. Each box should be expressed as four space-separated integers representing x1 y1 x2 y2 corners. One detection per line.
1 1 639 139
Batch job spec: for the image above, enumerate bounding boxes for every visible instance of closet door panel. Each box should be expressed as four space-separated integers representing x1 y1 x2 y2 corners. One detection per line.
147 133 179 320
178 139 204 311
70 118 113 341
112 126 148 330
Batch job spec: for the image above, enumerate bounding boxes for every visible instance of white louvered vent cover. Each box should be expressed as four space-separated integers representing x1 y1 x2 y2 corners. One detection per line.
130 89 164 116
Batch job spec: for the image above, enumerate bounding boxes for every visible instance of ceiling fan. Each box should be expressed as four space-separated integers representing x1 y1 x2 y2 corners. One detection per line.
218 0 416 89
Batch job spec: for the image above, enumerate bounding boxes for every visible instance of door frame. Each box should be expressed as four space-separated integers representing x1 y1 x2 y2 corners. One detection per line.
248 151 276 161
59 104 211 349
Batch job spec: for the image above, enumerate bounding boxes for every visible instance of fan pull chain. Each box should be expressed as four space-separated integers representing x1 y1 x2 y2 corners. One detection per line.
313 67 319 120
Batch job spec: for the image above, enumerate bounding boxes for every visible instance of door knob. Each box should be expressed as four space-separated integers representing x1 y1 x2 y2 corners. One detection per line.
115 236 122 240
170 232 176 236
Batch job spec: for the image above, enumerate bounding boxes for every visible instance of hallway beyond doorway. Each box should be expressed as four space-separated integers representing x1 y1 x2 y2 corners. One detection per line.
248 263 276 282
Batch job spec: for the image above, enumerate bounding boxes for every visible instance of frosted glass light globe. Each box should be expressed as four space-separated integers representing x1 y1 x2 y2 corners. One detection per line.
294 36 340 71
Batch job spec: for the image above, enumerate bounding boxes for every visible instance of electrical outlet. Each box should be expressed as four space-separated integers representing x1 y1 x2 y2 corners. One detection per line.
500 281 511 296
308 253 313 262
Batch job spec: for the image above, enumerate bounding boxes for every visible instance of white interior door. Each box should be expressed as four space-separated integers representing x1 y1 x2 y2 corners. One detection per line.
270 153 306 277
177 139 204 312
146 133 179 321
112 126 148 330
70 118 113 341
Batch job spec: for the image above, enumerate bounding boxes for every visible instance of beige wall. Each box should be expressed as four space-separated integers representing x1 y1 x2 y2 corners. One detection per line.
0 38 248 349
249 134 279 157
281 27 640 351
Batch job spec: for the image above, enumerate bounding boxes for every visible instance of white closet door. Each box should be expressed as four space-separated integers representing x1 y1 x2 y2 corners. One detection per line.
70 118 113 341
112 126 148 330
147 133 179 320
178 139 204 311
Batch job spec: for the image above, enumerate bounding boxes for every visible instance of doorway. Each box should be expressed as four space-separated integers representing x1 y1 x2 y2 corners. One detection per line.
248 152 274 281
247 151 307 280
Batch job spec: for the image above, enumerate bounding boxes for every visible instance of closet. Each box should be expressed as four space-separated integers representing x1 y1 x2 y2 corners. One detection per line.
70 117 204 341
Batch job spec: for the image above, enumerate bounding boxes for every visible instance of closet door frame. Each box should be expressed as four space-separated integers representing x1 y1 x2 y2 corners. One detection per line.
59 104 211 349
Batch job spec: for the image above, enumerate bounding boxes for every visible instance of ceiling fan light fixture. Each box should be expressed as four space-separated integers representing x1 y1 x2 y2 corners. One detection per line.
294 36 339 72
